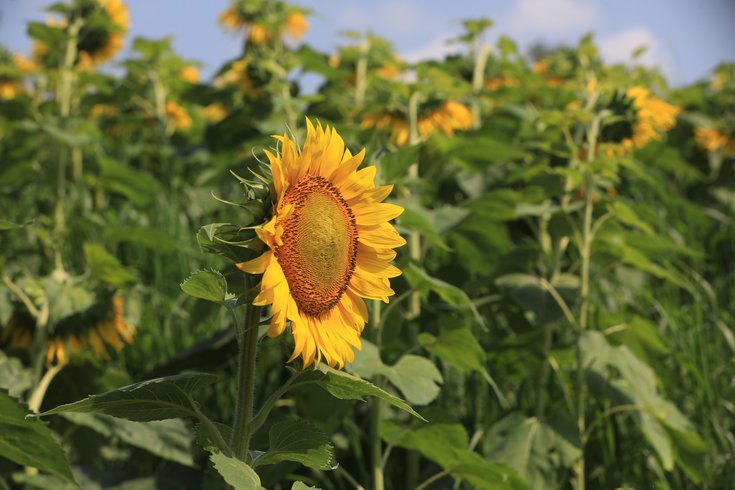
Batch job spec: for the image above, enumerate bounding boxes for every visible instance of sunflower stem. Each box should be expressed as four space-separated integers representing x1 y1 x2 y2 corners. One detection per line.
574 112 601 490
369 300 385 490
406 91 422 321
231 297 262 462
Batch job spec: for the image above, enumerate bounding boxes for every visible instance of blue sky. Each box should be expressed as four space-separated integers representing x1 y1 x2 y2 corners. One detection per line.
1 0 734 86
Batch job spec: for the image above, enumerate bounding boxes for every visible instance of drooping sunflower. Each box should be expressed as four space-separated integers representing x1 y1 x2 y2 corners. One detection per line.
362 100 474 147
237 119 405 368
1 295 135 366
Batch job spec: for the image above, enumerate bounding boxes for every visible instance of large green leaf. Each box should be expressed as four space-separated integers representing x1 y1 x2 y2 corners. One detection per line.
404 263 485 327
379 144 420 183
495 273 578 328
253 419 335 470
60 412 194 467
314 364 425 420
582 331 706 480
483 413 580 488
39 372 218 422
0 390 75 483
210 451 265 490
348 340 442 406
381 421 527 489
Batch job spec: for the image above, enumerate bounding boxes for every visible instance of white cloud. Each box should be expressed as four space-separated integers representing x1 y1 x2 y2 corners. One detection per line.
599 26 677 82
499 0 601 37
337 2 433 39
400 32 463 63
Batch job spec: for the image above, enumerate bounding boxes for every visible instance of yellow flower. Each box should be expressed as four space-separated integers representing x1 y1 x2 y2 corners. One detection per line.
165 101 192 131
695 128 735 155
81 0 129 66
485 76 519 91
219 5 243 30
237 119 405 368
622 86 680 150
247 24 271 44
418 101 474 138
214 57 259 98
0 80 23 99
200 102 228 122
284 11 309 40
179 66 200 84
1 296 135 366
90 103 117 119
362 101 473 147
13 53 38 74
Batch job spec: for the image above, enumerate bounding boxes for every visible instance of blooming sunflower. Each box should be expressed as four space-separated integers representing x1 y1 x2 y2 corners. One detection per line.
623 86 680 150
1 296 135 366
237 119 405 368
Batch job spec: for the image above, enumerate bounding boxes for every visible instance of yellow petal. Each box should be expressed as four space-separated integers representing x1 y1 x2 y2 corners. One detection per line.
352 202 404 226
236 251 273 274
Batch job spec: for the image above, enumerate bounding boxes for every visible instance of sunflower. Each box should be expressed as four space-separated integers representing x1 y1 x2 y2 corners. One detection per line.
78 0 130 67
623 86 680 150
165 101 192 131
237 119 405 368
283 11 309 40
362 100 474 147
695 128 735 155
1 296 135 366
0 79 24 100
179 66 200 84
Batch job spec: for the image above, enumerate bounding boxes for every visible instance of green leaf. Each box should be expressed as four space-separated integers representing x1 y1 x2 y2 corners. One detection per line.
60 412 194 467
291 482 320 490
484 413 580 488
495 273 578 328
104 226 183 255
83 243 137 288
379 145 419 183
96 157 157 207
381 421 527 489
582 331 706 479
0 390 75 483
0 219 28 231
180 270 229 304
347 341 442 406
39 372 218 422
0 351 34 398
404 263 485 327
210 451 265 490
314 364 425 420
43 278 96 327
253 419 335 470
452 450 529 490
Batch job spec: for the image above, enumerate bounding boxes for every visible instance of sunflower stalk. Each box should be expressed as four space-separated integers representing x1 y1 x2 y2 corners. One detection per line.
231 291 263 461
574 111 602 490
369 300 384 490
406 91 422 320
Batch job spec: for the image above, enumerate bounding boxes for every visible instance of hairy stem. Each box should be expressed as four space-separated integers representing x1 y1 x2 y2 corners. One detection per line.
230 300 262 461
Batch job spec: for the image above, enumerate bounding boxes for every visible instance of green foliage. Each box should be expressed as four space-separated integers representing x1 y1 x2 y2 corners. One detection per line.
1 2 734 489
0 391 75 483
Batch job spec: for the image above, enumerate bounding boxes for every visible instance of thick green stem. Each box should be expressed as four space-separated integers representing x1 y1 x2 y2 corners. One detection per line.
369 300 384 490
471 44 490 129
355 38 369 107
230 302 262 461
574 114 601 490
406 92 422 320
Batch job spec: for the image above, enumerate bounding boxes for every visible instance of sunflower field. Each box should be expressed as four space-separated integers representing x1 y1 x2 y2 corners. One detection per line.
1 1 735 489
